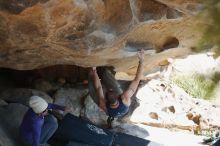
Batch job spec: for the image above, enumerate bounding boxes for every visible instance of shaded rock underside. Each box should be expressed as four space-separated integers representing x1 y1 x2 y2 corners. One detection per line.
0 0 204 77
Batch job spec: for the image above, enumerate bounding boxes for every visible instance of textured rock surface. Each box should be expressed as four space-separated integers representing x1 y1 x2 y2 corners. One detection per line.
0 103 28 146
0 88 53 106
0 0 203 76
54 88 89 116
131 79 220 131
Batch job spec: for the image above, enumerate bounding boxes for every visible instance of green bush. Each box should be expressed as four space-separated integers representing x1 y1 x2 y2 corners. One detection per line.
171 73 217 100
195 0 220 53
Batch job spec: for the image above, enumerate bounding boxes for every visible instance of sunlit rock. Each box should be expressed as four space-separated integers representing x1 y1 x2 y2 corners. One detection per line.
0 0 204 77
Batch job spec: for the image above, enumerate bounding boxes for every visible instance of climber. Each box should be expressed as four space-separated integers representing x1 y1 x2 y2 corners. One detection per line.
89 49 144 128
19 95 72 146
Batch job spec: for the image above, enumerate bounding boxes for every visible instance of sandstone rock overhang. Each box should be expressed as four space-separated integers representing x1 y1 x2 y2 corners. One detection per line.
0 0 204 76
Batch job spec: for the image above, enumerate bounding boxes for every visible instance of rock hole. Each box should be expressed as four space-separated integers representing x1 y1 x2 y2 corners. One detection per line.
158 37 179 53
135 0 169 22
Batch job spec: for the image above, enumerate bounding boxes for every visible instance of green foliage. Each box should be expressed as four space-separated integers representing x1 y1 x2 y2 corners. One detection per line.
197 0 220 53
171 73 218 100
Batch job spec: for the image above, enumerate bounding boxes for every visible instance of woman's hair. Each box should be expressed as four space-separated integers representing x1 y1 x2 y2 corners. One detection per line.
106 90 117 105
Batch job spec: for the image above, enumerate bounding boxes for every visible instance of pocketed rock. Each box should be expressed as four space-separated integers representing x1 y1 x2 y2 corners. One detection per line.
130 79 220 131
149 112 159 120
162 106 175 113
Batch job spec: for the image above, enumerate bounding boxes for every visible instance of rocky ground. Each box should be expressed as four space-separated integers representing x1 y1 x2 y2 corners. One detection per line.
0 53 220 146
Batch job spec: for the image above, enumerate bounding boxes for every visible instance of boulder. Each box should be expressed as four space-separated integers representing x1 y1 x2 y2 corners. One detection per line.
83 95 108 126
0 103 28 146
54 88 89 116
0 88 53 106
0 0 204 77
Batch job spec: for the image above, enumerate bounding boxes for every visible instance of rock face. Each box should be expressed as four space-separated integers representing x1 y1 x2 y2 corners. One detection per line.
0 88 53 106
131 79 220 131
0 103 28 146
54 88 89 117
0 0 203 75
